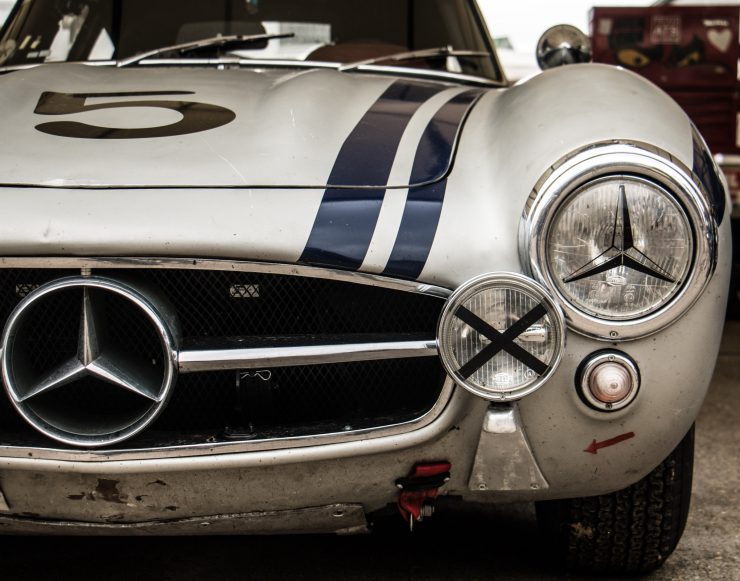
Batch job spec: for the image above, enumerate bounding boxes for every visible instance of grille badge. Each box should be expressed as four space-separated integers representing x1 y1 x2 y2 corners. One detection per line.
1 277 179 448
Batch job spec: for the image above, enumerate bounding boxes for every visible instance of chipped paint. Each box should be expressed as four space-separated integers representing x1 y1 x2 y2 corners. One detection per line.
147 479 168 487
95 479 127 504
67 479 130 504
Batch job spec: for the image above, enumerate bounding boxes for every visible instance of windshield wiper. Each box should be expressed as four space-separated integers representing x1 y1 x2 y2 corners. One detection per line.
117 32 295 67
338 46 491 73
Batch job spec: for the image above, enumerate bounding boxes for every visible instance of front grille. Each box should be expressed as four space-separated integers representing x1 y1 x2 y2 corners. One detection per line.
100 269 441 337
0 266 448 449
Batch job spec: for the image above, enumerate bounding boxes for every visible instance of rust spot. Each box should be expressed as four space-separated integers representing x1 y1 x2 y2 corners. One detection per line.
147 479 168 487
95 479 127 504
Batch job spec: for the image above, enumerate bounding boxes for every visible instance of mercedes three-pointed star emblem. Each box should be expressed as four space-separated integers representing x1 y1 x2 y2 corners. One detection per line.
1 277 178 447
563 186 677 284
17 288 165 403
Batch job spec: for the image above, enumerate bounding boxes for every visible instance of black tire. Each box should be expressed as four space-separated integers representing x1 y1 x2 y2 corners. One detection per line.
536 425 694 576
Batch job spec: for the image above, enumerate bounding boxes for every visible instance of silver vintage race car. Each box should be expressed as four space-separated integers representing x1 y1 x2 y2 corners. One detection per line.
0 0 730 575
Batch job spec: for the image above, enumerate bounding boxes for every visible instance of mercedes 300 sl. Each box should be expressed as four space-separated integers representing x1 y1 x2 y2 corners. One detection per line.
0 0 730 575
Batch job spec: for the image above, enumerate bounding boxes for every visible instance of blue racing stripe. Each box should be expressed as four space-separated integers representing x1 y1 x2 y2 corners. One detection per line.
383 89 484 280
299 80 445 270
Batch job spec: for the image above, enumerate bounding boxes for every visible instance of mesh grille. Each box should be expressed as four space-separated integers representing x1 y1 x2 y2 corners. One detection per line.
98 269 441 337
0 267 447 448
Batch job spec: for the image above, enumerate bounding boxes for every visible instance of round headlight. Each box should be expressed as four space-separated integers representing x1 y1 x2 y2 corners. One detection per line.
547 176 693 320
437 273 565 401
523 143 716 340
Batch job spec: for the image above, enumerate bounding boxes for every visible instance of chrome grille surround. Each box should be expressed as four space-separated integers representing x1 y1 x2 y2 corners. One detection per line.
0 258 453 457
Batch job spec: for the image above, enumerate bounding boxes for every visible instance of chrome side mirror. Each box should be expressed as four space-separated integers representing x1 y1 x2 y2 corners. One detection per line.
536 25 592 71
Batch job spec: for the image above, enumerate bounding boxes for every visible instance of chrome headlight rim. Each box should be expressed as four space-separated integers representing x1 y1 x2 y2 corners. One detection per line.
521 142 716 342
437 272 566 401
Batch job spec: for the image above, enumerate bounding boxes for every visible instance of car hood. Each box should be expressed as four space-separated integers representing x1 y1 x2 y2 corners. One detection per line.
0 63 480 189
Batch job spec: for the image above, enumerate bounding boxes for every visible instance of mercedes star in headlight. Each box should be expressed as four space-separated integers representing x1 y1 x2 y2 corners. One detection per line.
547 175 692 320
522 143 716 340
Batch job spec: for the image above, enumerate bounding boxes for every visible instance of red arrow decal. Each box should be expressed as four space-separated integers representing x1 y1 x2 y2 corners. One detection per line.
584 432 635 454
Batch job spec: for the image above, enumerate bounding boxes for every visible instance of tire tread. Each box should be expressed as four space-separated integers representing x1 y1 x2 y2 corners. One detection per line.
537 426 694 575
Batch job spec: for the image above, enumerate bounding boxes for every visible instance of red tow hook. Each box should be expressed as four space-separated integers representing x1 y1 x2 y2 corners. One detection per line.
395 461 451 531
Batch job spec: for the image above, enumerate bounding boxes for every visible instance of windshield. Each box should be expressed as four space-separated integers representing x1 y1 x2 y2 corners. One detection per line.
0 0 502 80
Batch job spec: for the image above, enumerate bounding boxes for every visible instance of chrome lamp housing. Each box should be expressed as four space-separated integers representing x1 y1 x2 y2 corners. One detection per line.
437 273 565 401
520 142 717 341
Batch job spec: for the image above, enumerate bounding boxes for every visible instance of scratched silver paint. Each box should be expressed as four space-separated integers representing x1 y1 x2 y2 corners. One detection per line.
0 66 418 188
0 58 731 529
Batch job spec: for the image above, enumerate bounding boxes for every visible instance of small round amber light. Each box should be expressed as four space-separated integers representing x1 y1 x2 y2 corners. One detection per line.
579 352 640 412
589 362 633 403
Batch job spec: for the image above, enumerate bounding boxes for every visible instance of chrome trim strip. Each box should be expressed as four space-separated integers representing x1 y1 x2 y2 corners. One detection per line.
178 340 438 373
143 57 340 68
0 379 458 466
0 59 504 86
343 64 500 86
0 257 452 298
0 60 118 73
519 141 717 341
131 59 502 85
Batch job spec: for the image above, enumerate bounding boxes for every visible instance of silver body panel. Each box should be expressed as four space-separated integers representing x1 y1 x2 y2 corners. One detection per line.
0 64 464 189
0 59 730 531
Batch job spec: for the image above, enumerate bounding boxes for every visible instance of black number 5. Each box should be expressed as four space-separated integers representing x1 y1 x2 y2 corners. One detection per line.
34 91 236 139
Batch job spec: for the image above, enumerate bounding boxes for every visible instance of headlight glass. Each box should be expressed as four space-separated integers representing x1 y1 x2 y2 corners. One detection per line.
437 273 565 401
546 176 693 320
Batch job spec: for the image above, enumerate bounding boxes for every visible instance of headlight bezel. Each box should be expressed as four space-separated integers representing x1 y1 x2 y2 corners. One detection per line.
520 142 716 341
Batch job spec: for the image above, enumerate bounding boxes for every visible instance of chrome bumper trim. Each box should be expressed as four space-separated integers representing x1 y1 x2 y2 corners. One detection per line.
178 339 438 373
0 504 367 535
0 379 458 467
0 381 464 472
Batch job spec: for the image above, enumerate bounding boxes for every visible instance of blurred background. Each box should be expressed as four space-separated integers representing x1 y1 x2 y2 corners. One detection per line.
477 0 740 80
